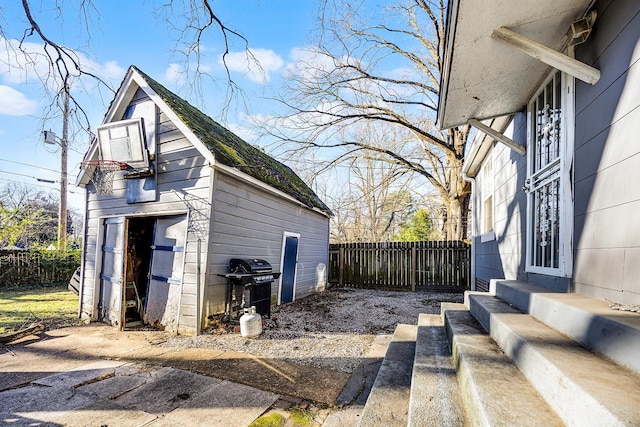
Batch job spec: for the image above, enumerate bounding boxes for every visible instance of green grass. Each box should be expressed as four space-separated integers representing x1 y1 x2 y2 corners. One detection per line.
0 285 80 334
290 408 314 426
248 412 286 427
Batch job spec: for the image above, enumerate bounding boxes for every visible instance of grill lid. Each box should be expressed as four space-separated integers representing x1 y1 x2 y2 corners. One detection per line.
229 258 272 274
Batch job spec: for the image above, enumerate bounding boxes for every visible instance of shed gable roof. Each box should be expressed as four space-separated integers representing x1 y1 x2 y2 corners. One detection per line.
83 66 331 215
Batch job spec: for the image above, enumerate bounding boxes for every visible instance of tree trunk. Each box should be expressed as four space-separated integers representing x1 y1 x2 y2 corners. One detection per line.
443 141 471 241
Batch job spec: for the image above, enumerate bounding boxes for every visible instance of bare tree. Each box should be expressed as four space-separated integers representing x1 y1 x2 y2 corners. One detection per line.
301 123 424 243
264 0 471 239
0 0 252 137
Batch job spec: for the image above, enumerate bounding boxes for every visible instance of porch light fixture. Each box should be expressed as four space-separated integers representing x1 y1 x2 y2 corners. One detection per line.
568 10 597 47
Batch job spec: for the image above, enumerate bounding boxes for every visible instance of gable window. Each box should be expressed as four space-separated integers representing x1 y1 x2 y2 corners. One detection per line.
480 148 495 242
526 71 573 276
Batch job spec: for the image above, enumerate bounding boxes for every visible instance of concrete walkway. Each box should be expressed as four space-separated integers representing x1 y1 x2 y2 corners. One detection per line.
0 324 361 426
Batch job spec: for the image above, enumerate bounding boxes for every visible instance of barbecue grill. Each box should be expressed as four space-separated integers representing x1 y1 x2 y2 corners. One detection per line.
221 258 280 319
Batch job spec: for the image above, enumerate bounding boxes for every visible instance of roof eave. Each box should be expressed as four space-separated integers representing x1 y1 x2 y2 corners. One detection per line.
462 115 512 177
437 0 596 130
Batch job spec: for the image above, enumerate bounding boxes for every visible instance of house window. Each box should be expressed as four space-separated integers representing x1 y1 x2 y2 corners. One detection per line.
480 148 494 241
526 71 573 276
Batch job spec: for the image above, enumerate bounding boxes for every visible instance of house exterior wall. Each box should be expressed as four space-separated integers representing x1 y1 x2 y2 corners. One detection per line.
204 171 330 319
474 116 527 287
473 114 572 292
572 0 640 304
79 89 212 335
472 0 640 302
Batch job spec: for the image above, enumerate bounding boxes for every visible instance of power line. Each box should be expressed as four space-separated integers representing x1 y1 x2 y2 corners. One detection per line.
0 176 60 192
0 158 59 173
0 171 80 191
0 169 54 182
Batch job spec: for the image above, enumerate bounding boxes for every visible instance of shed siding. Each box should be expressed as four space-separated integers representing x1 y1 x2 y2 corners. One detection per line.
572 0 640 304
79 93 211 335
205 171 329 318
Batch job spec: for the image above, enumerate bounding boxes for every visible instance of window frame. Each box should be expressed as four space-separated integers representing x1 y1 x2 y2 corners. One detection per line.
479 146 495 243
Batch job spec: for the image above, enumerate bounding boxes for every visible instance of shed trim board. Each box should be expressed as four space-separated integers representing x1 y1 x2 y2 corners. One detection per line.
77 190 90 318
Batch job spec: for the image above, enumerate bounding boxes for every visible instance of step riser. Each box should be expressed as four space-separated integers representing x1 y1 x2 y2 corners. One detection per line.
358 324 416 427
468 294 639 426
443 304 562 427
492 279 640 375
408 314 466 427
446 313 493 427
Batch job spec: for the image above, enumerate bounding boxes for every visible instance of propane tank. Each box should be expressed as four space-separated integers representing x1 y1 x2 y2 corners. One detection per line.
240 306 262 338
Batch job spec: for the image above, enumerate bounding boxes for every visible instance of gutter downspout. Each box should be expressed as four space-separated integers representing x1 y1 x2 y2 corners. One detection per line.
461 171 476 291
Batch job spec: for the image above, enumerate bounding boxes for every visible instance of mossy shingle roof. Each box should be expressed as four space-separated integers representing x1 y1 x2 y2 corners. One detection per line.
134 67 331 215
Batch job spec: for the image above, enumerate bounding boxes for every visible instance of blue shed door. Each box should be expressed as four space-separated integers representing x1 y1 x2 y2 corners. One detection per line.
279 234 299 304
144 215 187 331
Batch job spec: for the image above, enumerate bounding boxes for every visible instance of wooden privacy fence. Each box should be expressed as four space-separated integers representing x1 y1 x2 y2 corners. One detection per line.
329 241 470 291
0 250 80 289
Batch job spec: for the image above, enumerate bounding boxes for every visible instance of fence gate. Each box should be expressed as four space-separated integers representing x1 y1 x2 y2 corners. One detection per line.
329 241 470 291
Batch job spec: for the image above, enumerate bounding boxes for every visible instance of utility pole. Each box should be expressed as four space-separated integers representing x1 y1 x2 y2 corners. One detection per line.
59 85 69 251
44 85 69 251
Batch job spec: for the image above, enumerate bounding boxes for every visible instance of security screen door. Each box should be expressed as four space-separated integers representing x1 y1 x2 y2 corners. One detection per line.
526 71 573 276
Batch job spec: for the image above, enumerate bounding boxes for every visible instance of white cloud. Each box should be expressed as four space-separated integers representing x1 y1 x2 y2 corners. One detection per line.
222 48 284 83
227 123 258 142
0 37 124 89
92 60 125 81
0 85 38 116
164 63 182 84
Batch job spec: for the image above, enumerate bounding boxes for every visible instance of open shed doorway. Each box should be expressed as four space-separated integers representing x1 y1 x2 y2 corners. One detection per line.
99 213 188 331
124 217 154 328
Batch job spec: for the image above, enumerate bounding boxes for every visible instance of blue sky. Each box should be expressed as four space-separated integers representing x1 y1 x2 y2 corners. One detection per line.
0 1 319 212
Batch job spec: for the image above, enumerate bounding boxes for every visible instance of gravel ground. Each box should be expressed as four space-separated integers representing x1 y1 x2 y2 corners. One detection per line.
161 288 463 373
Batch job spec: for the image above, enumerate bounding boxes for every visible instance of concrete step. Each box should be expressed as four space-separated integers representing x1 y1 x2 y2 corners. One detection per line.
442 303 562 427
488 279 640 375
407 314 467 427
358 324 417 427
467 292 640 426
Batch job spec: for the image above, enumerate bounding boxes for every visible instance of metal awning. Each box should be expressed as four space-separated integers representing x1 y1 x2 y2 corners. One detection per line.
438 0 596 130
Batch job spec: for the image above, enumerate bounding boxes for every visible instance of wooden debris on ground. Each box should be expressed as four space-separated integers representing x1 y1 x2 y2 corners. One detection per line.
0 322 45 344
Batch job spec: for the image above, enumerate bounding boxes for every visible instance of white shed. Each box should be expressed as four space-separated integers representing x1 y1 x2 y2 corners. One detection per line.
76 66 332 335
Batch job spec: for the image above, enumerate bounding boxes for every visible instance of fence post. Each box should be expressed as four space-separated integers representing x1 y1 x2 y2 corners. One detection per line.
411 244 417 292
339 246 345 287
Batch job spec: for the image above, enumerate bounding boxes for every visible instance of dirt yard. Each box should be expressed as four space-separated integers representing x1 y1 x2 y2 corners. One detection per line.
162 287 464 373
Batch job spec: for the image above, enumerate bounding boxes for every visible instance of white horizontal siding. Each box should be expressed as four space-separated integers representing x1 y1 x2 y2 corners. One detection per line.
80 93 212 333
204 171 329 317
